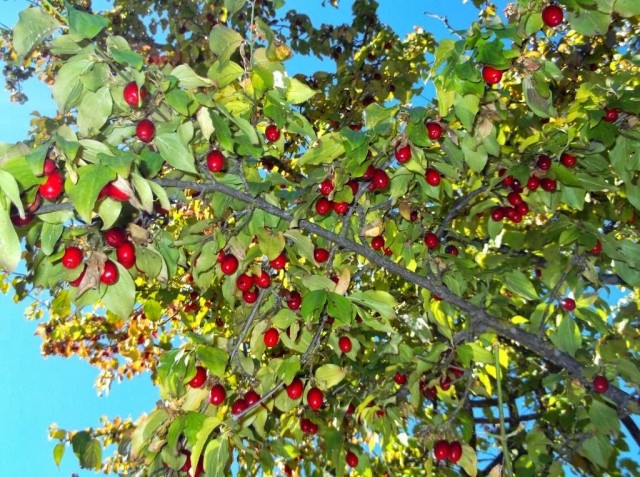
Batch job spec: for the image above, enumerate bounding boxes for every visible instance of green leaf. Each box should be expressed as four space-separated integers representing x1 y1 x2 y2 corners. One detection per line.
315 364 347 390
209 111 234 151
0 201 22 273
53 59 93 113
614 0 640 16
523 75 556 118
101 262 136 318
298 133 345 166
589 400 620 437
301 290 326 322
286 78 318 104
363 103 398 135
209 25 244 63
191 416 221 470
550 315 581 356
504 270 539 301
195 346 228 379
567 1 612 36
64 0 109 40
208 60 244 88
579 435 613 468
277 355 301 384
327 293 353 326
41 222 63 256
80 439 102 470
561 186 586 210
455 94 480 130
53 442 65 467
77 87 113 136
204 437 230 477
458 445 477 477
461 136 488 173
107 36 144 70
0 170 25 218
68 164 115 222
155 133 197 174
349 290 397 318
283 230 315 263
171 64 214 89
256 229 285 260
12 8 60 57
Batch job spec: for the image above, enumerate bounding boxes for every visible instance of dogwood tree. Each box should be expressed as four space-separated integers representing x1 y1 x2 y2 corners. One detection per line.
0 0 639 475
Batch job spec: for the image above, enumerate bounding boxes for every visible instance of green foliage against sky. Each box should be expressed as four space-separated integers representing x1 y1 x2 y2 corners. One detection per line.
1 0 639 475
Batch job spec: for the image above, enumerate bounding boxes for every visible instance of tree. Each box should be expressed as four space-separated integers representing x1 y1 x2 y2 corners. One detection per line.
0 0 639 475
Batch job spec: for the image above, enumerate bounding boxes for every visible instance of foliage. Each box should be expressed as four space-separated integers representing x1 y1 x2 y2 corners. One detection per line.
1 0 640 475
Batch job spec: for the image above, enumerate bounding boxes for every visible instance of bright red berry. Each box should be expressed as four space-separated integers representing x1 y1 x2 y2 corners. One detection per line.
209 384 226 405
264 327 280 348
560 152 577 168
116 241 136 269
371 235 385 250
100 260 119 285
287 378 304 400
42 158 57 176
254 270 271 288
288 291 302 310
603 108 619 123
62 246 83 269
526 176 540 191
206 150 225 172
316 197 332 215
424 232 439 249
491 207 505 222
123 81 147 107
333 201 349 215
482 66 503 85
319 179 334 195
448 441 463 463
314 247 330 263
346 451 359 468
338 336 352 353
540 178 557 191
265 124 280 142
394 373 407 385
561 297 576 311
236 273 253 292
242 288 258 304
231 398 248 415
244 389 260 407
507 191 523 206
220 254 239 275
104 228 127 247
307 387 324 410
395 145 411 163
425 168 441 186
590 240 602 256
188 366 207 388
270 252 287 270
542 4 564 28
434 440 449 460
136 119 155 143
537 154 552 170
426 122 443 140
39 169 64 201
371 169 390 189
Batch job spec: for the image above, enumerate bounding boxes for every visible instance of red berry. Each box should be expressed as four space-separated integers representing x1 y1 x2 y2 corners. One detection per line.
424 232 439 249
426 122 443 140
540 178 557 191
307 387 324 410
561 297 576 311
100 182 130 201
100 260 119 285
69 266 86 287
593 375 609 394
265 124 280 142
346 451 359 468
220 254 239 275
244 389 261 407
123 82 147 107
542 4 564 27
242 288 258 304
209 384 226 405
491 207 505 222
287 378 304 400
319 179 334 195
434 440 449 460
300 417 318 435
254 270 271 288
39 169 64 201
516 202 530 216
425 168 441 186
270 252 287 270
395 145 411 163
482 66 503 85
287 291 302 311
506 207 523 223
590 240 602 256
316 197 332 215
104 228 127 247
42 158 57 176
362 165 375 180
603 107 619 123
206 150 225 172
116 241 136 269
526 176 540 191
448 441 463 463
560 152 577 168
537 154 552 170
445 245 459 256
394 373 407 385
507 191 523 206
264 327 280 348
62 246 83 269
347 179 359 196
188 366 207 388
501 175 514 188
236 273 253 292
371 235 385 250
314 247 330 263
333 201 349 215
338 336 352 353
439 375 452 391
136 119 155 143
231 398 248 415
371 169 390 190
450 365 465 379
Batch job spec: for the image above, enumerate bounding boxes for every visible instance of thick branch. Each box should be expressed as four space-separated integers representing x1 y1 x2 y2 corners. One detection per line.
153 177 634 416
